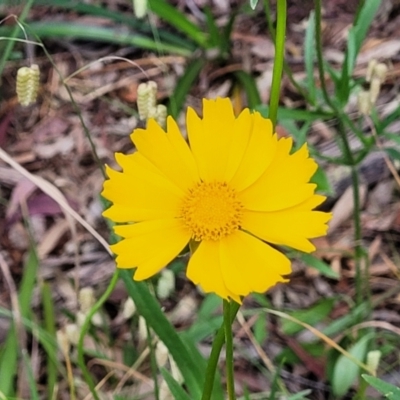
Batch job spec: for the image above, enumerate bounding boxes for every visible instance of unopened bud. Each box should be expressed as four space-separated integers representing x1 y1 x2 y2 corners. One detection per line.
133 0 148 19
79 287 96 313
369 78 381 105
155 340 169 368
366 350 381 375
122 297 136 319
155 104 168 129
157 269 175 300
137 81 158 121
357 90 372 116
64 323 80 346
374 63 388 82
57 329 71 356
138 316 148 345
16 64 40 106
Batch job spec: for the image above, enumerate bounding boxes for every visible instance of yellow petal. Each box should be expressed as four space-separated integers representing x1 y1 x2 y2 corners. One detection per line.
219 230 291 296
242 195 332 252
187 98 236 181
186 240 242 303
111 219 190 279
223 108 252 181
239 141 318 211
131 119 198 191
102 162 181 222
166 117 199 180
230 112 277 191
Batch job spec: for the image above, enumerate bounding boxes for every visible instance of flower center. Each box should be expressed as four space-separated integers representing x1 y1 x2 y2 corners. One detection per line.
180 181 243 241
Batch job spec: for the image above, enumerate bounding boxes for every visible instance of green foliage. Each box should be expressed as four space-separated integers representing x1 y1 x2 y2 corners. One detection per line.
332 335 370 397
120 270 205 398
304 11 316 105
362 375 400 399
168 58 206 118
148 0 207 47
299 253 338 279
0 249 40 397
281 298 335 335
161 368 192 400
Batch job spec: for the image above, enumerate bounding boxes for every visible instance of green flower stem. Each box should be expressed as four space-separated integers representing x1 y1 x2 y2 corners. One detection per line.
224 300 236 400
264 0 313 106
314 0 368 310
201 300 240 400
77 270 119 400
268 0 287 129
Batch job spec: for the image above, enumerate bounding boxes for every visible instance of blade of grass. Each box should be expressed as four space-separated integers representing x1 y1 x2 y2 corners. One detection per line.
120 270 204 398
32 0 195 50
148 0 207 47
0 308 61 373
256 104 333 122
204 7 221 49
161 368 192 400
0 249 39 396
168 57 206 118
21 351 40 400
0 22 192 56
338 0 381 103
41 282 58 400
304 11 316 104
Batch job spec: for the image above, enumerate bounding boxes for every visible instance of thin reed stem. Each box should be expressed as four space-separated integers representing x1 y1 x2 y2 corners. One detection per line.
268 0 287 129
224 300 236 400
201 301 240 400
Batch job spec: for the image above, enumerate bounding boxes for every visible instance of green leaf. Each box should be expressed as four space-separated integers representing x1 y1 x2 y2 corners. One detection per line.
256 105 333 122
254 313 268 344
204 7 221 48
185 295 222 342
338 0 381 100
7 22 193 56
287 390 313 400
0 249 39 396
362 375 400 399
168 58 206 118
332 335 370 397
119 270 204 398
281 298 335 335
322 303 369 337
279 119 311 148
310 165 334 195
347 0 382 73
148 0 207 47
161 368 192 400
385 147 400 162
304 11 316 104
300 253 338 279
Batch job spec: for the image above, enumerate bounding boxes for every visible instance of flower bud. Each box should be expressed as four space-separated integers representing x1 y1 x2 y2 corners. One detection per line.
366 350 381 375
16 64 40 106
133 0 148 19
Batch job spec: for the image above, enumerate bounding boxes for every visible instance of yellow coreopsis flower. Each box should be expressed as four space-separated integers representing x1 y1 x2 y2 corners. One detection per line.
102 98 331 303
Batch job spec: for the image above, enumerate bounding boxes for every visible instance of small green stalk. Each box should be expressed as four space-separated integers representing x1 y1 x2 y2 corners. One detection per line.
268 0 287 129
224 300 236 400
201 301 240 400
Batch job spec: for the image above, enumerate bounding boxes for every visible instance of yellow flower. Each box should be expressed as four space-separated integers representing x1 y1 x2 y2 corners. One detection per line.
102 98 331 302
